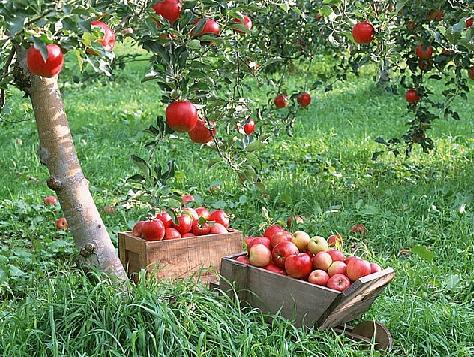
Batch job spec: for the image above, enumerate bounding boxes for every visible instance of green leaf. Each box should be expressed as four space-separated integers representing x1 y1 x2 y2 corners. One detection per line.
32 38 48 62
411 245 435 262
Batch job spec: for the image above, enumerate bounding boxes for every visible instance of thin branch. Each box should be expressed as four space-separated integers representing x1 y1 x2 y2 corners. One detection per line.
0 46 16 109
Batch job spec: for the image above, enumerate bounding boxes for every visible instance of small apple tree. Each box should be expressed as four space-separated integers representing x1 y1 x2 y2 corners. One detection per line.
0 0 139 279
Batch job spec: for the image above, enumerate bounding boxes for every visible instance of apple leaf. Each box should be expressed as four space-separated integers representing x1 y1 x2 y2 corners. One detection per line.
411 245 435 262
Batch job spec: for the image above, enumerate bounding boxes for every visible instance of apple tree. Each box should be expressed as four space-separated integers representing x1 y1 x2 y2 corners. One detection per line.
0 0 137 279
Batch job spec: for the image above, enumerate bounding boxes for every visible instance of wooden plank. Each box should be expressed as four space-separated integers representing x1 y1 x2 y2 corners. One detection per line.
318 268 395 329
118 231 243 280
220 254 339 327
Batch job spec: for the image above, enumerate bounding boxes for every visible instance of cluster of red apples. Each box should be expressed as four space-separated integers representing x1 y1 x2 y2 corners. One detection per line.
351 17 474 104
132 204 231 241
26 21 115 78
235 225 382 292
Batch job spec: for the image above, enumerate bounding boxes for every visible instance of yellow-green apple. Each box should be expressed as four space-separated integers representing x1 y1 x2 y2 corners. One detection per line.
249 244 272 267
346 258 371 281
272 241 299 268
292 231 311 251
285 253 312 279
328 261 347 277
263 224 284 239
311 251 332 271
370 262 382 273
270 230 293 248
327 249 345 262
308 270 329 286
164 227 181 240
308 236 328 254
327 274 351 292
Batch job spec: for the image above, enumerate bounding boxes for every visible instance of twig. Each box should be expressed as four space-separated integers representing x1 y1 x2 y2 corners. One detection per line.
0 47 16 109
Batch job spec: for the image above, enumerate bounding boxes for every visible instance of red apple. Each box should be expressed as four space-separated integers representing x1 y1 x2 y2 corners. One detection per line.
27 44 64 78
308 270 329 286
249 244 272 267
327 233 343 247
236 255 250 265
182 233 195 238
132 221 146 237
263 224 284 239
166 100 198 133
183 207 199 221
91 21 116 51
352 21 374 44
327 249 345 262
272 241 299 268
264 263 285 275
415 44 433 60
43 195 58 206
164 227 181 240
209 222 228 234
346 258 372 281
311 251 333 271
195 207 210 219
182 194 194 204
307 236 328 254
270 230 293 248
156 211 173 228
233 15 253 33
192 220 211 236
297 92 311 107
328 261 347 277
370 263 382 274
344 256 360 265
246 236 271 254
152 0 182 24
56 217 68 231
141 219 165 241
274 94 289 109
208 209 230 228
285 253 312 279
292 231 311 251
173 213 193 234
327 274 351 292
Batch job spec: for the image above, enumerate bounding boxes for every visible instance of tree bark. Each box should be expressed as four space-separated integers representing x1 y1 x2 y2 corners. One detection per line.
29 74 127 280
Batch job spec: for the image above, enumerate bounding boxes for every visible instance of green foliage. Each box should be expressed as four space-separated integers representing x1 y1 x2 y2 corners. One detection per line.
1 47 473 354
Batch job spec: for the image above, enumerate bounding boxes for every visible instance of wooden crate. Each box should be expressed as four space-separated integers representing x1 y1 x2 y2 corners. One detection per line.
220 253 395 329
118 230 243 281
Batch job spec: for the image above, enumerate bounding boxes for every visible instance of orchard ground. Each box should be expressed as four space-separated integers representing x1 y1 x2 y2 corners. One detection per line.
0 43 473 356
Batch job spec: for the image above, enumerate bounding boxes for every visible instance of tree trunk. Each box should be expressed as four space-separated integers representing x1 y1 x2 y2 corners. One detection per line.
29 74 127 280
377 58 391 91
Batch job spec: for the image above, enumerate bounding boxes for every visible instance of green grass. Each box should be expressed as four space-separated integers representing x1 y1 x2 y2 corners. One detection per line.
0 44 473 356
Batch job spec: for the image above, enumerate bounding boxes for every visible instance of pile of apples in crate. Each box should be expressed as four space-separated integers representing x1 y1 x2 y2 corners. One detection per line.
236 225 382 292
132 205 230 241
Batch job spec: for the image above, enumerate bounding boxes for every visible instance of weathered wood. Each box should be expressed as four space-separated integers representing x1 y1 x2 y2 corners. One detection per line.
220 253 394 329
318 268 395 329
118 231 243 281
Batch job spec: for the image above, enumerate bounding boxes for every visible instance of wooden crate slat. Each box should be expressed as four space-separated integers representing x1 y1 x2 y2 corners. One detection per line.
220 253 394 329
318 268 395 329
118 231 243 281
